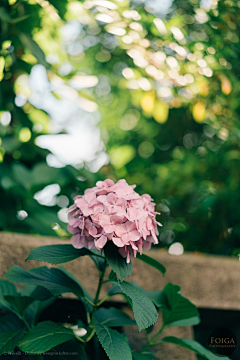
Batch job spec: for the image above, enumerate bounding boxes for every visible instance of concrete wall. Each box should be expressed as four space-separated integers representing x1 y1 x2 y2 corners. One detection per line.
1 232 240 359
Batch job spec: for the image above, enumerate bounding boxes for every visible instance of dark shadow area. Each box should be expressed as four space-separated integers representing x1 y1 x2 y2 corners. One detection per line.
194 308 240 360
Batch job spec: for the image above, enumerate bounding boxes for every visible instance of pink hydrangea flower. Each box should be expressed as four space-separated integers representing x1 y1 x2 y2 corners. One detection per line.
68 179 162 263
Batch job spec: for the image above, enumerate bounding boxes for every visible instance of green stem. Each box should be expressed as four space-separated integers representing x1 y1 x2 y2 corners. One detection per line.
93 260 107 310
20 315 31 330
75 336 86 343
141 324 166 352
151 324 166 343
101 279 112 284
84 296 95 307
151 340 163 346
86 328 96 342
86 311 91 325
97 295 111 306
83 260 107 343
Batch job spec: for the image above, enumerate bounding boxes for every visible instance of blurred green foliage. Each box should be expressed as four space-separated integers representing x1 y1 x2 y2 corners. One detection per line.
1 0 240 256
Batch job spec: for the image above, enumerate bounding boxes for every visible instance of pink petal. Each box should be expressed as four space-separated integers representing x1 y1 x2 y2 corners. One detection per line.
143 241 152 250
107 193 117 204
129 230 141 241
118 247 127 258
97 195 108 204
124 221 136 232
71 234 85 249
122 233 132 243
104 224 115 233
127 208 139 221
67 224 80 234
98 214 110 227
95 235 107 250
87 240 96 250
82 205 93 217
126 251 131 263
130 241 138 250
115 224 126 238
75 197 86 209
151 231 158 244
112 237 125 247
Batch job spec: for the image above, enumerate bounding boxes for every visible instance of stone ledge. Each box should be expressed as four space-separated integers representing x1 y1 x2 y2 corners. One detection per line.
1 231 239 310
1 231 239 359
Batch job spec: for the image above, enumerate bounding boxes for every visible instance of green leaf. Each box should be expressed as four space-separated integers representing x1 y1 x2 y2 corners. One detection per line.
0 280 18 312
58 265 93 312
47 0 68 19
4 265 84 298
0 280 18 297
12 164 32 190
0 7 29 23
18 321 75 353
0 313 25 332
50 340 89 360
132 352 154 360
4 296 35 317
160 283 200 327
19 285 55 326
119 281 158 332
126 282 164 308
107 282 163 309
89 251 107 272
20 284 53 301
104 242 132 282
19 33 48 67
95 307 136 327
94 318 132 360
25 297 56 328
136 253 166 275
161 337 230 360
108 270 118 282
0 331 24 356
108 284 123 297
26 244 104 264
0 7 12 22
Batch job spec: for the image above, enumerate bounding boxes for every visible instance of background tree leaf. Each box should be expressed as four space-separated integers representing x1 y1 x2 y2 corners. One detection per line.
19 33 48 67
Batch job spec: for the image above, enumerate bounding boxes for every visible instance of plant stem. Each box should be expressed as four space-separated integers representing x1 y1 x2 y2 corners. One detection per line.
86 311 91 325
151 324 166 343
75 336 85 343
86 328 96 342
93 259 107 311
97 295 111 306
81 260 107 344
151 340 163 346
20 316 31 330
84 296 95 307
101 279 112 284
141 324 166 352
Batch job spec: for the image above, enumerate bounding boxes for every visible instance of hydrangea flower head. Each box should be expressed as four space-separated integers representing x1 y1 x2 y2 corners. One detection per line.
68 179 162 263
